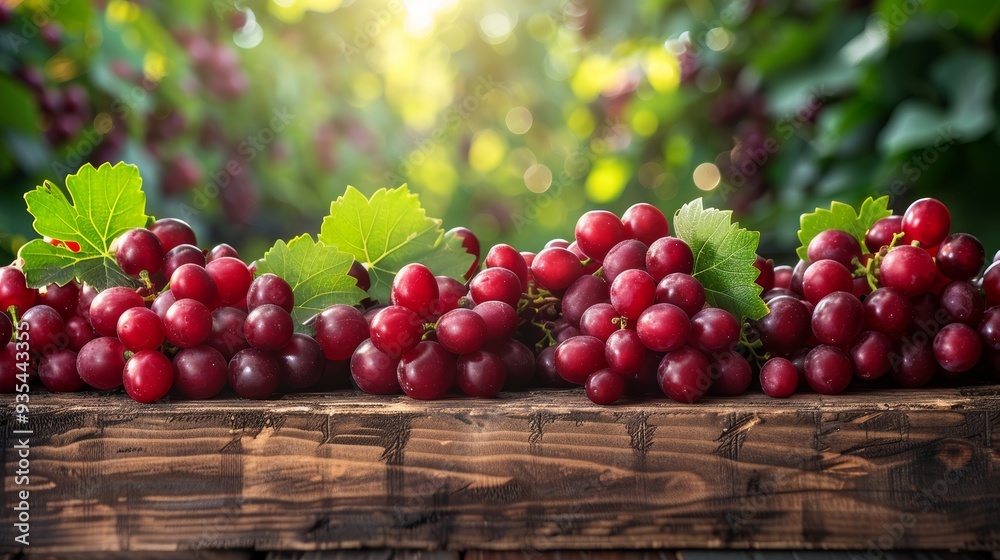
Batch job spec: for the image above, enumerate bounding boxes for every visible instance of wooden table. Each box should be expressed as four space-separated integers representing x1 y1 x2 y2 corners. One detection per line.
2 387 999 554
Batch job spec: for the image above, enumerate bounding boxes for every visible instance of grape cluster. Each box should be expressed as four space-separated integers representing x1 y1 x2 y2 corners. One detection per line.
755 198 997 397
0 219 356 402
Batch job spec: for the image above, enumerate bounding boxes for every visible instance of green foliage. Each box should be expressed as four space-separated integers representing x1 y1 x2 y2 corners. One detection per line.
796 197 893 261
18 163 147 290
674 198 768 322
255 234 367 331
319 186 474 304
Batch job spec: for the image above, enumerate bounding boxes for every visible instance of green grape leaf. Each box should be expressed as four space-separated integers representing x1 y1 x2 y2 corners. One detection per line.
796 196 892 261
674 198 769 322
318 185 475 303
255 234 368 332
18 162 148 290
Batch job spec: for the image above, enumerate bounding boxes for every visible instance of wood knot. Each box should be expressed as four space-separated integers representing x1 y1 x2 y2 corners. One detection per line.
935 440 973 471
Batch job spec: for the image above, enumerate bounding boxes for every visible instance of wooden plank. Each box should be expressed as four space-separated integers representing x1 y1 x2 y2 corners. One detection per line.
1 387 999 553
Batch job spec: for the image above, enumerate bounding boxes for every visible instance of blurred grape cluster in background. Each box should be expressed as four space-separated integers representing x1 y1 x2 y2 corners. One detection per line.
1 0 999 264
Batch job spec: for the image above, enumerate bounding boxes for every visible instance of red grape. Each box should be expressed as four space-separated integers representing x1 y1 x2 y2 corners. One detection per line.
123 350 174 403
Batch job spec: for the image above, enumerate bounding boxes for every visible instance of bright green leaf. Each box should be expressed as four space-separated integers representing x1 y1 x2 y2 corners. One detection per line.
18 162 148 290
255 234 367 332
318 185 474 303
674 198 768 322
796 196 892 261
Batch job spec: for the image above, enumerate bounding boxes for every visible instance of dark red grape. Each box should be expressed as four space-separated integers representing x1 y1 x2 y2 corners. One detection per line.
939 281 984 325
228 348 280 399
351 339 403 394
879 245 936 297
579 303 620 342
370 305 425 356
555 335 607 384
205 257 252 306
207 243 239 262
247 273 294 313
148 218 197 253
436 308 487 355
902 198 950 247
151 289 177 321
560 275 609 327
170 263 219 306
76 336 126 390
469 266 521 308
610 269 656 320
244 303 294 351
979 306 1000 351
585 368 626 405
807 230 862 268
773 265 793 289
636 303 689 352
865 215 903 252
65 315 96 352
114 228 164 276
0 312 12 345
936 233 984 281
804 345 852 394
163 298 212 349
574 210 625 262
173 346 228 399
397 341 456 400
89 286 144 337
486 243 529 292
489 338 535 390
645 237 694 281
760 357 798 398
863 287 911 337
622 203 669 246
471 300 517 343
802 259 853 304
456 350 506 397
982 262 1000 304
689 307 739 354
206 306 248 360
117 307 164 352
850 331 893 381
755 296 810 356
933 323 981 374
348 260 371 292
602 240 648 284
315 304 370 360
38 281 78 320
530 247 583 291
605 328 646 375
392 263 439 317
657 345 711 403
38 348 84 392
434 276 467 315
708 351 752 396
811 291 864 347
889 337 936 388
276 333 324 390
753 255 775 292
22 305 66 355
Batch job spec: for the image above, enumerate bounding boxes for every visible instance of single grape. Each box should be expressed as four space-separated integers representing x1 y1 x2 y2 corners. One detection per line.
773 265 794 289
863 287 911 336
555 335 607 384
602 240 648 285
348 260 371 292
811 291 864 347
151 289 178 322
434 276 468 315
148 218 197 253
65 315 96 352
170 263 219 306
397 341 456 400
890 337 936 388
445 226 480 281
605 328 646 375
206 306 249 360
979 306 1000 351
488 338 536 390
753 255 775 292
89 286 144 337
755 296 811 356
315 304 370 360
636 303 690 353
38 281 79 320
545 239 570 249
244 303 294 351
207 243 239 262
802 259 854 304
247 273 294 313
574 210 625 262
982 262 1000 304
585 368 626 405
807 230 862 268
471 300 517 343
939 281 984 325
391 263 439 318
530 247 583 291
865 215 904 253
850 331 893 381
22 305 67 355
901 197 950 247
908 292 943 334
760 357 798 398
936 233 984 281
370 305 425 356
173 346 228 399
622 203 669 246
560 275 609 327
708 351 752 396
469 266 522 308
163 244 205 278
657 345 711 403
933 323 981 373
123 350 174 403
536 345 570 387
276 333 324 390
456 350 506 398
435 308 487 355
205 257 252 306
117 307 164 352
789 260 808 296
76 337 126 390
351 339 403 394
486 243 529 292
879 245 936 297
38 348 84 392
229 348 280 399
610 269 656 320
804 345 852 394
645 237 694 281
689 307 740 354
114 228 164 276
654 273 705 318
163 298 213 349
579 303 621 342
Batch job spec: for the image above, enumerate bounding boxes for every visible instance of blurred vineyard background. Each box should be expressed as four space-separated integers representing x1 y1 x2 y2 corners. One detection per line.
1 0 999 265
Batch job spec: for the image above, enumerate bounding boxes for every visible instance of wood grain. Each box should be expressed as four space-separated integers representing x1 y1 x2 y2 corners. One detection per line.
1 387 999 553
